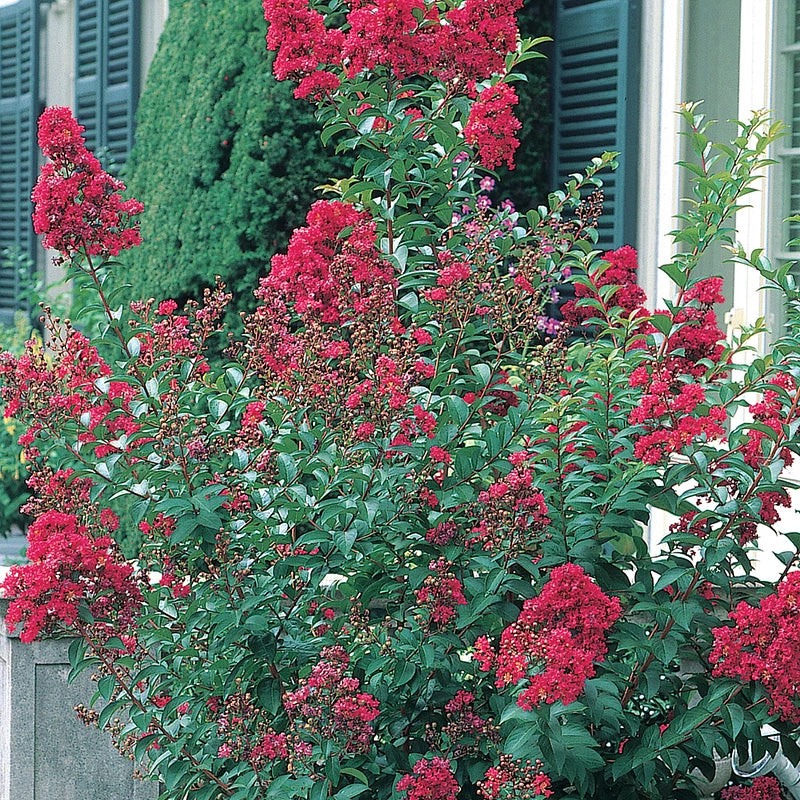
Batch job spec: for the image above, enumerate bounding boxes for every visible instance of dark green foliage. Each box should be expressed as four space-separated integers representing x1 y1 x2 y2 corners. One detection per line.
118 0 552 311
118 0 353 313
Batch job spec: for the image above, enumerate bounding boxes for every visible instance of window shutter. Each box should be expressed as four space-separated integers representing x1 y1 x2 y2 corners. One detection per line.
552 0 641 250
75 0 102 153
0 0 38 324
75 0 140 167
103 0 139 165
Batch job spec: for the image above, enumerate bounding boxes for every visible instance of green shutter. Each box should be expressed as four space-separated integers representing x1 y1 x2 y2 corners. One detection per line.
103 0 139 164
0 0 38 324
552 0 641 250
75 0 140 167
75 0 102 153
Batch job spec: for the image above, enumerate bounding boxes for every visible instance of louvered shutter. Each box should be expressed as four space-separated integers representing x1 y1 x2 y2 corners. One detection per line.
75 0 140 167
75 0 102 153
0 0 38 325
785 3 800 247
103 0 139 164
552 0 641 250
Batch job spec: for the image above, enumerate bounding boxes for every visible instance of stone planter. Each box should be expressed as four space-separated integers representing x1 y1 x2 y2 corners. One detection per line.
0 595 159 800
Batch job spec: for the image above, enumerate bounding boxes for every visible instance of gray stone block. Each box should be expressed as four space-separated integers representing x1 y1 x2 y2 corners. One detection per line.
0 597 160 800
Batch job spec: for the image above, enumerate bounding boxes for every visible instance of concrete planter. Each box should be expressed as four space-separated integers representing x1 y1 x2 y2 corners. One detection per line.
0 596 159 800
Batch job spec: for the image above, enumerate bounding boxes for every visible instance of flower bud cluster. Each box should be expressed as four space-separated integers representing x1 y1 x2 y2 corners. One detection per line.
479 754 552 800
414 559 468 627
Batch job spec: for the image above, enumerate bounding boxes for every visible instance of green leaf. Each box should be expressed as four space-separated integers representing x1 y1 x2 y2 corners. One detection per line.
335 785 370 800
257 677 282 715
723 704 744 739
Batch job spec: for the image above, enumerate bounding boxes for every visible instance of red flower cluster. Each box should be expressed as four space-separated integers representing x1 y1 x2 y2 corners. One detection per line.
476 563 621 708
1 510 143 643
415 559 467 626
628 367 727 464
31 107 143 259
743 372 798 470
661 305 725 378
720 777 782 800
263 199 395 325
397 756 459 800
23 467 93 519
710 571 800 722
262 0 344 83
284 645 380 753
463 83 521 170
624 276 728 464
655 277 726 377
264 0 522 86
443 0 522 81
344 0 442 79
756 489 792 526
561 246 646 327
479 755 552 800
242 199 423 430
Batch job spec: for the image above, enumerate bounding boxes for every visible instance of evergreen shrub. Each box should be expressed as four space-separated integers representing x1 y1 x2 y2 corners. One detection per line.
118 0 353 312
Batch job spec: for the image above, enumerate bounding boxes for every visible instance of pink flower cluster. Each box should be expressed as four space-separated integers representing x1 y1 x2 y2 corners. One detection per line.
743 372 798 471
469 459 550 553
284 645 380 753
1 509 143 643
653 277 726 378
0 327 140 460
479 755 552 800
625 276 728 464
397 756 459 800
628 366 727 465
244 200 397 388
710 571 800 722
31 107 143 258
475 563 621 708
212 692 290 770
263 199 395 326
415 558 468 626
262 0 524 164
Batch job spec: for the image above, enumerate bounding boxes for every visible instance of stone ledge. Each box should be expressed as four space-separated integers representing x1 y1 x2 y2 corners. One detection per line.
0 596 159 800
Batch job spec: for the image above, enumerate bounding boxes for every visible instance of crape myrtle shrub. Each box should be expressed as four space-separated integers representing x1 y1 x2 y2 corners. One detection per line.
117 0 552 317
2 2 800 800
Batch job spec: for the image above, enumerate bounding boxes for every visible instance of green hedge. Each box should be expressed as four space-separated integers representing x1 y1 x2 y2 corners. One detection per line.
118 0 353 313
118 0 552 311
